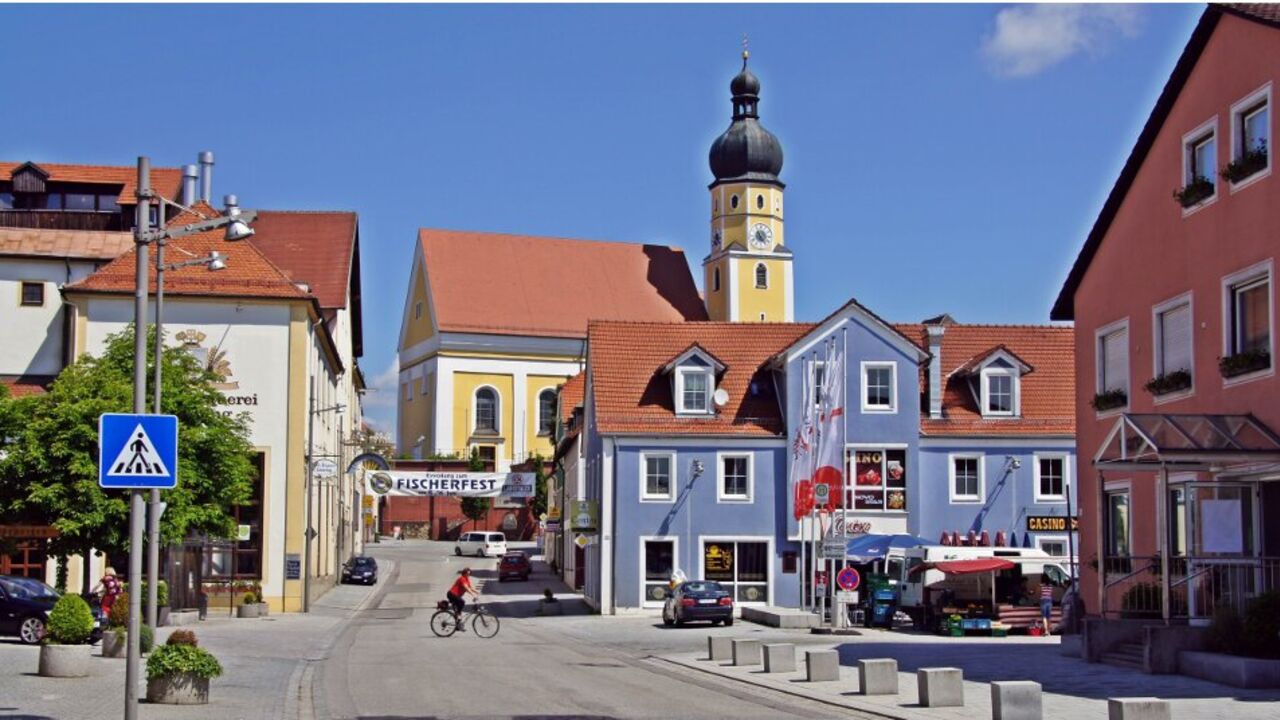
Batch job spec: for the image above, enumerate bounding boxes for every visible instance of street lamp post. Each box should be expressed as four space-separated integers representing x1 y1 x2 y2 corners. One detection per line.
305 384 345 613
125 157 255 720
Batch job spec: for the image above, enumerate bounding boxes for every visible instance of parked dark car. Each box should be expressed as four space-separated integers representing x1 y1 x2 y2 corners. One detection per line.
0 575 105 645
498 552 531 582
341 556 378 585
662 581 734 627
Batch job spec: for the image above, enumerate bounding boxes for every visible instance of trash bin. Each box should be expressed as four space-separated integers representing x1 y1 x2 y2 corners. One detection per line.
868 588 899 628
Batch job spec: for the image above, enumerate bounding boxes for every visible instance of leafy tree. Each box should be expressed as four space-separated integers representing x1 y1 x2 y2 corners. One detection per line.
460 496 490 528
0 325 255 593
528 454 548 519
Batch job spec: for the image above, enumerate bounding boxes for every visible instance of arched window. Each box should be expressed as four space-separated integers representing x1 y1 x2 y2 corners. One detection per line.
475 387 498 434
730 194 739 210
713 267 721 292
537 389 557 435
755 263 768 289
756 194 765 210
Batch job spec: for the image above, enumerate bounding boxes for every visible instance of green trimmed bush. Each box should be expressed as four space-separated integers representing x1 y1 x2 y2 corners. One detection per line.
242 591 257 606
166 629 198 647
1244 591 1280 659
111 624 155 654
146 643 223 681
46 594 95 645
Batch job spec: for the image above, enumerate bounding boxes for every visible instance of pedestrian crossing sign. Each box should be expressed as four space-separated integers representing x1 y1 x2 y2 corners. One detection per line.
98 413 179 489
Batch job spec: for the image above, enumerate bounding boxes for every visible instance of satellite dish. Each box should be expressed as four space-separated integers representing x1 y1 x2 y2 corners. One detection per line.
713 388 730 407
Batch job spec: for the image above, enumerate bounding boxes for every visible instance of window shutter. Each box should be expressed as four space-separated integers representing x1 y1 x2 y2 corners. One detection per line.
1103 330 1128 392
1160 304 1192 375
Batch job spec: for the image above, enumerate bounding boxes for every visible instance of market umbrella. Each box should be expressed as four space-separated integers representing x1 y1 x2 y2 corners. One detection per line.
845 533 932 562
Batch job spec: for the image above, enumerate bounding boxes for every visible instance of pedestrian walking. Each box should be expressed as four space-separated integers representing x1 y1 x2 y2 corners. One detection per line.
1039 573 1054 635
94 566 122 615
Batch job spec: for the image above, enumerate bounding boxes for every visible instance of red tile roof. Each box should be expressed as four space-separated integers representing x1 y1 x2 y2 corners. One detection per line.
0 161 184 204
895 323 1076 437
65 204 310 301
0 227 133 260
419 229 708 338
0 375 54 398
589 321 815 437
559 372 585 425
249 211 358 310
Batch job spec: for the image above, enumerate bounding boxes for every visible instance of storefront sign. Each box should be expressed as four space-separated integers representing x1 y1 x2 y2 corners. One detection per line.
236 524 251 542
285 554 301 580
569 500 598 533
362 495 374 509
853 449 908 511
0 525 59 539
1026 515 1079 532
367 471 536 498
705 543 734 573
832 516 873 537
312 459 338 479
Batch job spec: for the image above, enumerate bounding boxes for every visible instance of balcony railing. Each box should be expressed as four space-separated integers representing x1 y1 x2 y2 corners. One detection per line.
0 209 125 232
1102 555 1280 620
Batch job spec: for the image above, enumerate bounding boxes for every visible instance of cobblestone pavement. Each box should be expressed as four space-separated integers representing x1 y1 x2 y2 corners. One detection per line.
0 569 383 720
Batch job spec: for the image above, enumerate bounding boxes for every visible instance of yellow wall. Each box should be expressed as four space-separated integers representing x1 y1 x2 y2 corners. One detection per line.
282 304 309 612
704 260 728 321
398 370 436 457
452 372 514 458
401 262 435 350
526 374 570 459
735 257 789 323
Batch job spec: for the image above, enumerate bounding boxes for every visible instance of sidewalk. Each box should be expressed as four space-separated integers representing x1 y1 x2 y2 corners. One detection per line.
0 568 386 720
658 627 1280 720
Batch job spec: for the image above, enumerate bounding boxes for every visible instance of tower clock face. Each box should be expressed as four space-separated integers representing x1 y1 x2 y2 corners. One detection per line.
750 223 773 250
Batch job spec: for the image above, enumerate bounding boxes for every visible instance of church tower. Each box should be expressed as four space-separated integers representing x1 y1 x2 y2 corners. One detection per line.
703 50 793 322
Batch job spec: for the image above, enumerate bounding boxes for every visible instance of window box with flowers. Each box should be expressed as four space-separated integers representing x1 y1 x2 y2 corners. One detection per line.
1173 176 1215 208
1144 369 1192 397
1219 348 1272 379
1092 389 1128 412
1222 140 1269 184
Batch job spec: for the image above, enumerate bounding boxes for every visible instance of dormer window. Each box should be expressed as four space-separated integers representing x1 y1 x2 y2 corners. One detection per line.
982 369 1016 416
664 344 725 417
972 352 1028 418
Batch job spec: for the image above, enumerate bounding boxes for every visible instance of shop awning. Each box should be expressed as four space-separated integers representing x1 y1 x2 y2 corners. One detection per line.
1094 413 1280 472
911 558 1015 576
845 533 931 561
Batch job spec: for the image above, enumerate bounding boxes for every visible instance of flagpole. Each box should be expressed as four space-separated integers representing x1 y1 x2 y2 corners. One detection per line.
797 358 806 612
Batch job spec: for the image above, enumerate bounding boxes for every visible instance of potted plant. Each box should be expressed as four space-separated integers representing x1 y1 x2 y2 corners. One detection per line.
145 630 222 705
38 594 96 677
1091 388 1127 412
1220 348 1272 379
253 582 269 617
1173 175 1215 208
1144 369 1192 397
1222 139 1269 184
236 590 260 619
102 592 155 658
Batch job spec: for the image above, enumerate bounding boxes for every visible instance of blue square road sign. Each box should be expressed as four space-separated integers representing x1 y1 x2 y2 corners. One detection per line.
99 413 179 489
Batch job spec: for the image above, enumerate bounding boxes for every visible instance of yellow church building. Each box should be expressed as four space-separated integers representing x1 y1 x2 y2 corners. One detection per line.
396 52 795 463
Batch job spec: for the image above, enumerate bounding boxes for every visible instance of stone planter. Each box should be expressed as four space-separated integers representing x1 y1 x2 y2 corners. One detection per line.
101 630 126 658
1178 650 1280 688
236 603 260 619
146 672 210 705
255 602 270 617
158 606 171 627
38 644 92 678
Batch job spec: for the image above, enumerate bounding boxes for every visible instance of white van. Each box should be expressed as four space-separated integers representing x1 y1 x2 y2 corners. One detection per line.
897 546 1072 612
455 531 508 557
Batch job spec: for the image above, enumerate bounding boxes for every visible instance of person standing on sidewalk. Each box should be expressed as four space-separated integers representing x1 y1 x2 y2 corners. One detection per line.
1039 573 1054 635
93 566 122 615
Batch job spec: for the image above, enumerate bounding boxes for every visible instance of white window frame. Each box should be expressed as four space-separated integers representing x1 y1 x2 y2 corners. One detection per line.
716 452 754 503
1094 317 1130 415
696 534 774 607
472 384 501 434
948 453 985 504
860 361 897 414
1221 259 1275 386
980 368 1018 417
639 451 677 503
811 360 826 408
1033 453 1070 504
1229 82 1272 193
1035 535 1070 558
1181 116 1219 216
639 535 679 608
675 366 714 416
1151 291 1195 402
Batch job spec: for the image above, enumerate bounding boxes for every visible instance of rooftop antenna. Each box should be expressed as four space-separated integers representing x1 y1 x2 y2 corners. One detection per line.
742 33 749 65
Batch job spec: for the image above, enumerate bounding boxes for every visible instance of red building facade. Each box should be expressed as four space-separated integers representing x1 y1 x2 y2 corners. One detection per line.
1054 5 1280 633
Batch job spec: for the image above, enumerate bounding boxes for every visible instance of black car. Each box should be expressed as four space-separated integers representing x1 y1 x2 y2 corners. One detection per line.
662 580 734 627
0 575 104 645
341 556 378 585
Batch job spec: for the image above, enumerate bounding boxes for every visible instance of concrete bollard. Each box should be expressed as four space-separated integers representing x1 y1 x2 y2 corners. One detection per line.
917 667 964 707
732 639 762 666
1108 698 1171 720
707 636 732 662
763 643 796 673
858 658 899 695
991 681 1042 720
805 649 840 682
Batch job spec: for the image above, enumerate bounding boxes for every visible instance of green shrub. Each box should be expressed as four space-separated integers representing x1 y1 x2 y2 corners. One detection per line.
1244 591 1280 659
46 594 95 645
166 629 198 647
111 624 155 653
242 591 257 606
145 643 223 680
1206 604 1247 655
109 591 131 628
157 580 169 607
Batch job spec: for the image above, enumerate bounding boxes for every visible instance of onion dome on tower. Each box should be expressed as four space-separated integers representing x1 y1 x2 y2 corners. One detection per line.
708 50 784 187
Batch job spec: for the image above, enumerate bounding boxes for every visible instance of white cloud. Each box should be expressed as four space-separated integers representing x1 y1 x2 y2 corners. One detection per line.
981 4 1142 78
360 356 399 434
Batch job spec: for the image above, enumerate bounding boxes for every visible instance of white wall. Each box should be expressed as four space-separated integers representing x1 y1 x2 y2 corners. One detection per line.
0 257 101 376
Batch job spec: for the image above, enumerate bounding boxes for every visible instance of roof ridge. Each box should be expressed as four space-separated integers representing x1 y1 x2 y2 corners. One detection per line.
0 160 183 172
256 209 358 216
418 227 688 252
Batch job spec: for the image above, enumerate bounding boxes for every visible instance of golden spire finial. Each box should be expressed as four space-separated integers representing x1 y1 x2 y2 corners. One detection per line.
742 33 749 63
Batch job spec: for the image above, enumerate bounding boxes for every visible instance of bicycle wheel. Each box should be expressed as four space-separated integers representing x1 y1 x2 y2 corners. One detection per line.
429 610 459 637
471 607 500 638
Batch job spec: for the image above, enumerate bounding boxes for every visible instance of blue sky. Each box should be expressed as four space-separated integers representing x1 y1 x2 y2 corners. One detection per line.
0 3 1204 432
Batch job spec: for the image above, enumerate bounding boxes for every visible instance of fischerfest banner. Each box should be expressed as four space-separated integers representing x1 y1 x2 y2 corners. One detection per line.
367 470 536 498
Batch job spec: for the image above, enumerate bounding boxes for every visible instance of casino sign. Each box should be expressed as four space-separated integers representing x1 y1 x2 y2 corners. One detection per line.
1026 515 1079 532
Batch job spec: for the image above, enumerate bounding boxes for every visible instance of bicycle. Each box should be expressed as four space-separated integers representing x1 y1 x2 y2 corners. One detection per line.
430 601 500 638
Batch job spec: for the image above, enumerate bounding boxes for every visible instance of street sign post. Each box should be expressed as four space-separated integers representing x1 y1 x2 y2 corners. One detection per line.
837 566 861 592
99 413 179 489
821 537 846 559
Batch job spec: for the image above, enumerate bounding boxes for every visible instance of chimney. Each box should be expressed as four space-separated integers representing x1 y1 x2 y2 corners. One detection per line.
926 323 945 419
198 151 214 203
223 194 239 214
181 165 198 204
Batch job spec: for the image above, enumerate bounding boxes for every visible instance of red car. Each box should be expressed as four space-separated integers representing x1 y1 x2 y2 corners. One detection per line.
498 552 531 582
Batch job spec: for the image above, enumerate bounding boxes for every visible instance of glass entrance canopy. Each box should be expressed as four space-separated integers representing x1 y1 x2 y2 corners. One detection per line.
1095 414 1280 471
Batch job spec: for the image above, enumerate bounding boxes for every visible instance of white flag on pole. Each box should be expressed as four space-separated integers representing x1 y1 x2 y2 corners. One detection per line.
813 337 845 511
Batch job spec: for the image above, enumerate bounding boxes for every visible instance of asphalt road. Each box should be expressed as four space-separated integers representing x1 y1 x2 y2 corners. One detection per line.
318 541 873 720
